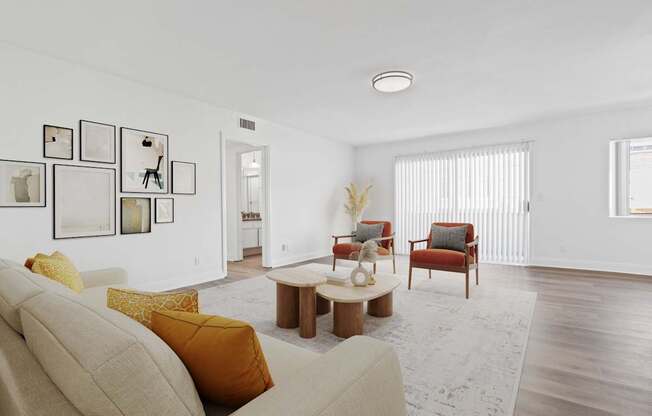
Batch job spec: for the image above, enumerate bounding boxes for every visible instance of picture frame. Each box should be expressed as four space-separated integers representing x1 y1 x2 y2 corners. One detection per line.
53 164 116 239
43 124 73 160
171 161 196 195
80 120 116 164
120 127 169 194
0 159 46 207
155 198 174 223
121 197 152 234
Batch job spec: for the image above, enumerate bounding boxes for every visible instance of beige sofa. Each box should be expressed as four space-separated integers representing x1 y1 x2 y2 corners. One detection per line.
0 258 407 416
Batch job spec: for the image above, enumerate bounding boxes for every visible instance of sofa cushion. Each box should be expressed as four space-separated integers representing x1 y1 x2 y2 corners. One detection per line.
410 249 468 267
333 242 362 256
0 313 81 416
0 265 78 333
20 293 205 416
360 220 393 249
151 310 273 408
200 332 320 416
0 258 23 270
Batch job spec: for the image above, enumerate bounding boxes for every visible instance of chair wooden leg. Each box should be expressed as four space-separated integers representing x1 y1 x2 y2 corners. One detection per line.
392 254 396 274
428 269 432 279
465 270 469 299
476 266 479 285
332 256 336 271
373 262 377 274
408 266 413 290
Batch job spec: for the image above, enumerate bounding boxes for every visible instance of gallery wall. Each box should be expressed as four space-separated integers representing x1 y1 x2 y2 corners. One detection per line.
355 103 652 275
0 43 354 289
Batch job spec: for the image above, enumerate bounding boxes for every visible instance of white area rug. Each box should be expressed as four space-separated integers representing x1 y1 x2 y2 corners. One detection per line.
199 264 536 416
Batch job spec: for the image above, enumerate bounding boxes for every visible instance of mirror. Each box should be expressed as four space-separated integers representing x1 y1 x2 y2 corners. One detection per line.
241 150 262 219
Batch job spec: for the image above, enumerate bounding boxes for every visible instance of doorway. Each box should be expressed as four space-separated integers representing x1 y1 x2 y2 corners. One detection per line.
223 138 270 279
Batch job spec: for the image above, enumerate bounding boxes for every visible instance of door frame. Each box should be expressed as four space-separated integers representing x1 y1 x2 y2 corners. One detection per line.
220 134 271 270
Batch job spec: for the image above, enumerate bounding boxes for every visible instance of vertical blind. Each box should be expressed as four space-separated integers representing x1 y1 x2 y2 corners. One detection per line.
394 142 531 264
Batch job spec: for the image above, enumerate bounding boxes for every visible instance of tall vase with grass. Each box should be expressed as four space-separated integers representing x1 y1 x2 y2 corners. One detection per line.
344 183 372 232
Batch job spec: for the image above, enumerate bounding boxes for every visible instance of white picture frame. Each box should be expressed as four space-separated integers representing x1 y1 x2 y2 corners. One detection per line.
0 159 46 207
80 120 116 164
171 161 196 195
53 164 116 239
121 127 169 193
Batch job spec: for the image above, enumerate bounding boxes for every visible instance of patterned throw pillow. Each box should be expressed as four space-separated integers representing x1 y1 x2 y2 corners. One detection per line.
30 251 84 293
430 224 468 252
107 287 199 328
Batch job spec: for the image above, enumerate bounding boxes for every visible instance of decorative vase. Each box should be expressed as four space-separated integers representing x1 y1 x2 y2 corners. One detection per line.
350 265 371 287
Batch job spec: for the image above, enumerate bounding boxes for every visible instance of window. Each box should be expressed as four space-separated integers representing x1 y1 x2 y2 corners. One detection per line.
610 138 652 217
394 142 531 264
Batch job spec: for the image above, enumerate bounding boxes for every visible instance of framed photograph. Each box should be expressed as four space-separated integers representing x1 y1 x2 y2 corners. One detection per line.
43 125 73 160
121 127 168 193
121 197 151 234
80 120 116 164
155 198 174 223
0 159 46 207
171 161 196 195
53 164 116 239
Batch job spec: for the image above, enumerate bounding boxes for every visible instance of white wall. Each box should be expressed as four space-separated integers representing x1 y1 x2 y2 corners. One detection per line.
355 105 652 275
222 116 354 268
0 44 354 288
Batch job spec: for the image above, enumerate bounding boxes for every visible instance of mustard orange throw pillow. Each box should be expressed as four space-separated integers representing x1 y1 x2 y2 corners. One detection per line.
30 251 84 293
151 310 274 408
107 288 199 328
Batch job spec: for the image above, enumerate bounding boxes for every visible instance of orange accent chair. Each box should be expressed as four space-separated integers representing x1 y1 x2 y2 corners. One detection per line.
408 222 479 298
332 220 396 274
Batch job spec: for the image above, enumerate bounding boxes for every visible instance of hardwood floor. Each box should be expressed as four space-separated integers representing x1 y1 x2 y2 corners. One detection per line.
197 255 652 415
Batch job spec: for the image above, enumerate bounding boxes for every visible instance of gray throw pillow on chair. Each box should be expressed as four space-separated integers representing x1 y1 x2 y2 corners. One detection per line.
430 224 467 252
354 222 384 244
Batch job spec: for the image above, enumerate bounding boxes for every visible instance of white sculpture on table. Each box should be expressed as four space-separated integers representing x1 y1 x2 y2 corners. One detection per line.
350 240 379 287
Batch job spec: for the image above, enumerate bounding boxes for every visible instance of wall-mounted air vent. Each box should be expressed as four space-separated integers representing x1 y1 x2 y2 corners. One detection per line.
239 118 256 131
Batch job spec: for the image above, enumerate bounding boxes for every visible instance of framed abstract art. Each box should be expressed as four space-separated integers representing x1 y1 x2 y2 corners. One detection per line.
0 159 46 207
43 124 73 160
80 120 116 164
53 164 116 239
121 197 152 234
171 161 196 195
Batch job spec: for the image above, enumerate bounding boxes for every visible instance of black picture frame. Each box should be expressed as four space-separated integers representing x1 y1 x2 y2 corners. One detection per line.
43 124 74 160
120 197 152 234
0 159 46 208
53 164 117 239
80 120 116 164
171 161 197 195
154 198 175 224
120 127 169 194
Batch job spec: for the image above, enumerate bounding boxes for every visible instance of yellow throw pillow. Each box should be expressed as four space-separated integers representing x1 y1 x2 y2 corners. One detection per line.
30 252 84 293
107 288 199 328
151 310 274 408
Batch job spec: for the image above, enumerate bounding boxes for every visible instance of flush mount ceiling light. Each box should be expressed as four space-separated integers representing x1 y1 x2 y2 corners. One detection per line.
372 71 413 93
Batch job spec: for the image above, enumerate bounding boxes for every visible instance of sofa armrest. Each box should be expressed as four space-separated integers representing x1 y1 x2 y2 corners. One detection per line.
80 268 128 288
233 336 406 416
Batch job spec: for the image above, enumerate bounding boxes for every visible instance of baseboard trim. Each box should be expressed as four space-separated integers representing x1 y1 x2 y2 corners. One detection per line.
134 268 226 292
529 257 652 277
269 250 331 268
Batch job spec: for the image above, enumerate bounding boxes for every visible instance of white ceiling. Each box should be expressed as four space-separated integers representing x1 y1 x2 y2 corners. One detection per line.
2 0 652 145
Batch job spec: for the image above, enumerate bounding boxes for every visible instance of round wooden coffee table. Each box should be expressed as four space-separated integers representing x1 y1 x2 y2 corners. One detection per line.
266 268 327 338
316 273 400 338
